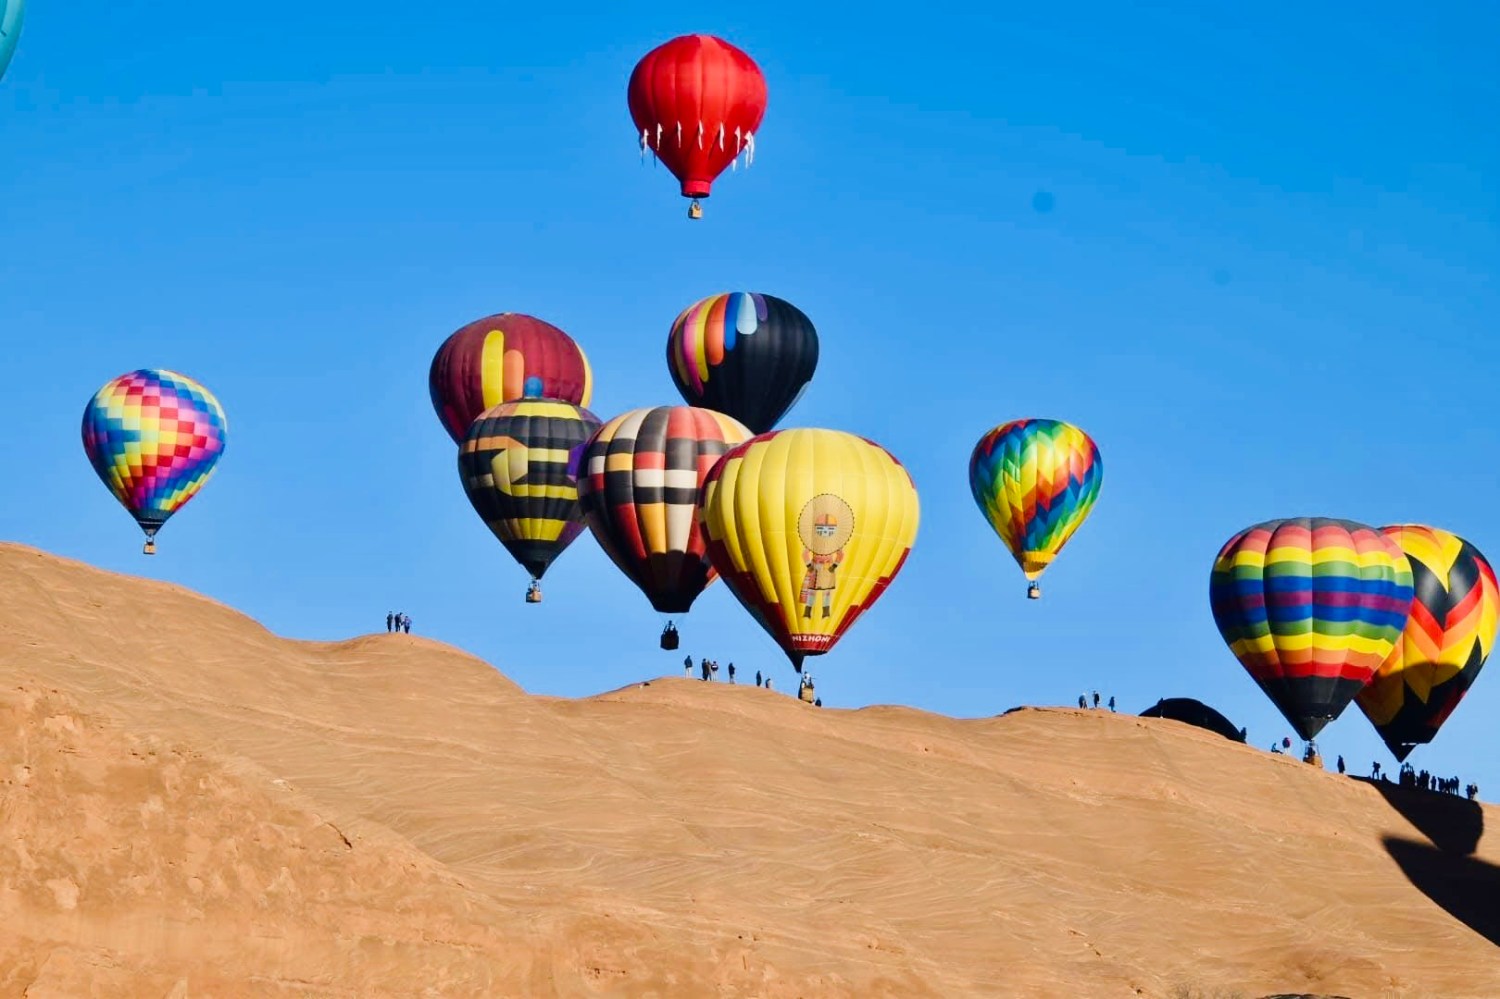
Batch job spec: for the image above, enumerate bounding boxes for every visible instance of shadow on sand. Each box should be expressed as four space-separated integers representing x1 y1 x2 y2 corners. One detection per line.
1357 777 1500 946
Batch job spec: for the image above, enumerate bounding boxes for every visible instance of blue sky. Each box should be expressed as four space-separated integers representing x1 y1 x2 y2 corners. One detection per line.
3 3 1497 789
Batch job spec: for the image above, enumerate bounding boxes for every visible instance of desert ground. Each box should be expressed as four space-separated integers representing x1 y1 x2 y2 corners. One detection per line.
1 541 1495 997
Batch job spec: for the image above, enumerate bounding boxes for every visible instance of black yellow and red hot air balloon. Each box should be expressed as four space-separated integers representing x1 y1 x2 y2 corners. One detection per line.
577 405 751 642
429 313 593 444
1209 517 1415 742
1354 524 1498 761
698 428 920 672
628 34 767 219
458 400 602 602
969 418 1103 599
666 291 819 434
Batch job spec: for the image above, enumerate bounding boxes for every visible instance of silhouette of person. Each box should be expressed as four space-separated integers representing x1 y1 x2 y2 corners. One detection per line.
684 655 693 676
402 614 411 634
1078 695 1087 709
386 612 394 633
700 660 710 681
1336 755 1346 775
756 670 763 687
1107 696 1115 712
1092 691 1100 708
727 662 736 684
765 677 773 691
815 697 822 707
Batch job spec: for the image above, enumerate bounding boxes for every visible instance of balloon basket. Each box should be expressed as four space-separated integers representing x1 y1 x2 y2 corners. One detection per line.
142 539 157 556
659 627 680 651
798 684 816 704
1027 582 1041 599
525 591 541 604
688 200 703 220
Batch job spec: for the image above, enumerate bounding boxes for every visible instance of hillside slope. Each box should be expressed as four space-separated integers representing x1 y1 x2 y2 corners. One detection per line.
1 542 1496 997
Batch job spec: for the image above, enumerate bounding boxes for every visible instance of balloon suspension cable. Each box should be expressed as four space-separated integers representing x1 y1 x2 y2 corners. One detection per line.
1027 581 1041 599
688 199 703 220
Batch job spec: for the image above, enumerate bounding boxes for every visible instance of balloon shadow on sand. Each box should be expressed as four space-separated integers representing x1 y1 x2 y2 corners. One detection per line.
1360 778 1500 946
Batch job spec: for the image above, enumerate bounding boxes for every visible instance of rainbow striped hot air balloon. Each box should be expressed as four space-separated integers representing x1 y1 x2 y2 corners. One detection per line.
969 418 1102 599
1355 525 1499 761
1209 517 1414 742
81 369 228 554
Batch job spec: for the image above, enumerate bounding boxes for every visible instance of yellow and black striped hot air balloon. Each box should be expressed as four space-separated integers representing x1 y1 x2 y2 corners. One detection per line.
458 399 602 602
698 428 920 672
1355 524 1499 761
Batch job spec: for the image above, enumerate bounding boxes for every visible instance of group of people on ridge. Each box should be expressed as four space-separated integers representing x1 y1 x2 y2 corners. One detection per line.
385 611 411 634
1077 691 1115 711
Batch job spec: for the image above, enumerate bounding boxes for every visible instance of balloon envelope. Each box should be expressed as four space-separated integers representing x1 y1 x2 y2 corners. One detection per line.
1209 517 1414 741
81 369 228 543
628 34 767 200
969 418 1102 593
458 399 601 582
699 428 920 668
429 313 592 443
578 405 751 614
0 0 25 81
667 291 818 434
1355 524 1499 761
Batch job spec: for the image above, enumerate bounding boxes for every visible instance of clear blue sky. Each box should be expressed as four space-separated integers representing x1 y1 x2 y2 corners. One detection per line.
4 3 1497 789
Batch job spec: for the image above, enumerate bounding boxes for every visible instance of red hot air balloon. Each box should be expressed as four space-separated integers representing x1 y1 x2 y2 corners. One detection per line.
628 34 767 219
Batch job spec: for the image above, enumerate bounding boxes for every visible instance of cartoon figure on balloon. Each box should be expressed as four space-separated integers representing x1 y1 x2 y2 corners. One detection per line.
798 494 855 619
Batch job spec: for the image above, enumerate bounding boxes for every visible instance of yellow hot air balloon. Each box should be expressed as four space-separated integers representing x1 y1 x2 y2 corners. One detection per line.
698 428 920 670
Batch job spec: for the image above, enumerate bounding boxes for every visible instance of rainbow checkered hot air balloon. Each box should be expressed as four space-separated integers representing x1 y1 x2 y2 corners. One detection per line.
1209 517 1415 742
81 369 228 554
1354 525 1498 762
968 418 1103 599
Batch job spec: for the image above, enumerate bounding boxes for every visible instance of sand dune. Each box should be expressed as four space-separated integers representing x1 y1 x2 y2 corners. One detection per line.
1 542 1496 997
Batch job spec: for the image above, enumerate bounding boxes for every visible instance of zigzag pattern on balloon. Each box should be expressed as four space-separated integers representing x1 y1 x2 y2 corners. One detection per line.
1355 524 1499 760
969 418 1102 581
81 369 228 534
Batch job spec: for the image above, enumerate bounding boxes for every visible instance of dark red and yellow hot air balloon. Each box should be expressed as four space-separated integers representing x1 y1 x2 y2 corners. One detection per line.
1355 524 1498 761
429 313 593 443
628 34 767 219
577 405 750 642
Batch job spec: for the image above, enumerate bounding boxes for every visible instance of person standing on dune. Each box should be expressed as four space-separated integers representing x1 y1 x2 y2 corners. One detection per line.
1078 695 1087 709
684 655 693 677
756 670 763 687
727 662 736 683
386 612 394 633
402 614 411 634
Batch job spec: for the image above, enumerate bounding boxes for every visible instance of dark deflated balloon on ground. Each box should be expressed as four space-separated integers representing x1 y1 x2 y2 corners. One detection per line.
1355 525 1498 761
458 399 601 583
666 292 818 434
1209 517 1414 742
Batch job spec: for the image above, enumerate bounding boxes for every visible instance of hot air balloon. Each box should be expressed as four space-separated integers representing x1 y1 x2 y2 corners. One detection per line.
698 428 920 672
429 313 593 444
0 0 25 81
969 418 1102 599
1355 524 1498 761
81 369 228 555
578 405 751 643
666 291 819 434
628 34 767 219
1209 517 1414 743
458 399 602 602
